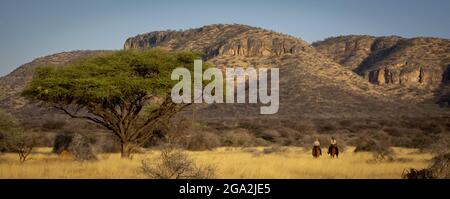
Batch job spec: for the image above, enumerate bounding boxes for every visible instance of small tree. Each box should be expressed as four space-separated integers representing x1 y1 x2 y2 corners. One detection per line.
0 109 34 163
11 133 34 163
23 49 198 158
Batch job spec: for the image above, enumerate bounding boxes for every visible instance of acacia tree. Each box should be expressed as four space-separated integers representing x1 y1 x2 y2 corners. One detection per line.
23 49 198 158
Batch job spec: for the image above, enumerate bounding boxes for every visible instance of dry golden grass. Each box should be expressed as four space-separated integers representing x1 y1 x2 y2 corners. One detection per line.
0 147 432 179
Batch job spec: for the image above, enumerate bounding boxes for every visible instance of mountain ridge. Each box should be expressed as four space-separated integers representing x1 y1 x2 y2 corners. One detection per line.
123 24 448 120
0 24 449 134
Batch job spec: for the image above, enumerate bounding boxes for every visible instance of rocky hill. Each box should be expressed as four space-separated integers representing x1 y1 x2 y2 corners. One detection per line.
0 24 449 145
313 36 450 104
124 24 312 58
124 24 448 120
313 36 450 85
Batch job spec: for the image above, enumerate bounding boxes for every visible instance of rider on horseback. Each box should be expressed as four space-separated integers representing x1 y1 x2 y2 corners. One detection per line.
328 137 339 158
312 138 322 157
330 137 337 147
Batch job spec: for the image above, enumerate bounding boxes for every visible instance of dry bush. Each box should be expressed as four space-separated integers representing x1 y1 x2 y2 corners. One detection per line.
141 146 216 179
254 138 270 146
53 134 72 154
259 129 281 142
185 131 221 151
53 133 97 161
69 134 97 161
276 127 303 146
402 153 450 179
29 132 55 147
12 134 35 163
402 168 434 179
353 136 394 162
425 135 450 154
142 125 170 147
428 153 450 179
222 129 256 147
290 119 317 134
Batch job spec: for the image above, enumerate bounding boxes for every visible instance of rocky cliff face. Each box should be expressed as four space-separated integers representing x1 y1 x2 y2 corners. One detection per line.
314 36 450 86
312 35 403 70
360 38 450 86
124 24 313 59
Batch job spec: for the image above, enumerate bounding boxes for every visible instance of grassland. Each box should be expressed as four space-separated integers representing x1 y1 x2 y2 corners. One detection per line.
0 147 432 179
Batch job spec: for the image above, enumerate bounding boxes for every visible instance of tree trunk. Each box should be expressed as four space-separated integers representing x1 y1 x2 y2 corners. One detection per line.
120 142 133 158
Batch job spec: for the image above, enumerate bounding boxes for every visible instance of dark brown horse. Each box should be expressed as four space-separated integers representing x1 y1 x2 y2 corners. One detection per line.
312 146 322 158
328 145 339 158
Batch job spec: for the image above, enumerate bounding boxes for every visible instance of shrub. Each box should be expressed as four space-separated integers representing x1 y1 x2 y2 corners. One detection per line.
354 136 393 162
428 153 450 179
143 127 168 148
402 168 434 179
185 131 221 151
53 134 72 154
30 133 55 147
141 146 216 179
293 119 317 134
276 127 303 146
402 153 450 179
255 138 270 146
222 129 255 147
425 135 450 154
69 134 97 161
53 133 96 161
259 129 280 142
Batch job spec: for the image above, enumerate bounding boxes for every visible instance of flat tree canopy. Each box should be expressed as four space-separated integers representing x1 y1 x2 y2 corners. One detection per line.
23 49 200 157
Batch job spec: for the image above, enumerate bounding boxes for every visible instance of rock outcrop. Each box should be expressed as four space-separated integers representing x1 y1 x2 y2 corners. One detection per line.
314 36 450 86
312 35 403 70
124 24 312 59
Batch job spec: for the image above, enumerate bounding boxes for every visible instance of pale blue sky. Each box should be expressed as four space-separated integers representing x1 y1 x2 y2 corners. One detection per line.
1 0 450 76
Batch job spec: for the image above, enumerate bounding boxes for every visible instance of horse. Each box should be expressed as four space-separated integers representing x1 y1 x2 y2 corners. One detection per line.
312 146 322 158
328 145 339 158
